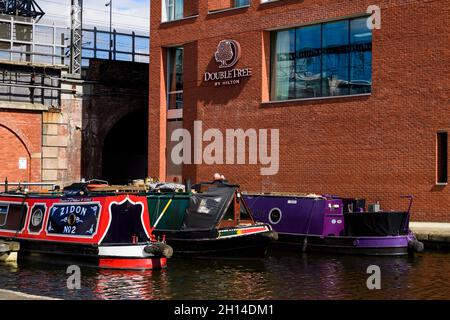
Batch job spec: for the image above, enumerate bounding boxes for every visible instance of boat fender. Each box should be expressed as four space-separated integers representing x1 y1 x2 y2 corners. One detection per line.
408 240 424 254
144 243 174 258
0 243 9 254
263 231 278 241
0 241 19 253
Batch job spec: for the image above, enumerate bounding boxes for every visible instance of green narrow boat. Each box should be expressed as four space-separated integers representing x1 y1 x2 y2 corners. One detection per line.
148 182 277 258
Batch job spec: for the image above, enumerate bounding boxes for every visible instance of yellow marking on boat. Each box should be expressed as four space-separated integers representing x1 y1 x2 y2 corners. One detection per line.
153 199 173 228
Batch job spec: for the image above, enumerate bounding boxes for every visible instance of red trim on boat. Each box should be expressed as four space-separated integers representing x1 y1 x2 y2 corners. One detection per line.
240 226 268 234
98 257 167 270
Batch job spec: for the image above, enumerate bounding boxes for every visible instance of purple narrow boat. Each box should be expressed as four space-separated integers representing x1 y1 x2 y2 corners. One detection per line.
243 193 424 256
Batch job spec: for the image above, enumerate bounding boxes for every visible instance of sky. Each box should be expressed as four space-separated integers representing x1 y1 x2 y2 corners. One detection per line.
38 0 150 34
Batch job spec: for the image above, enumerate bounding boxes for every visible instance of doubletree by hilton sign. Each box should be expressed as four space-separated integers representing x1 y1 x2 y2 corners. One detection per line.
204 40 252 86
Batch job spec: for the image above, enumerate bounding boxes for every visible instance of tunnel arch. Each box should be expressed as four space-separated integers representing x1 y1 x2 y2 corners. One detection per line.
101 109 148 185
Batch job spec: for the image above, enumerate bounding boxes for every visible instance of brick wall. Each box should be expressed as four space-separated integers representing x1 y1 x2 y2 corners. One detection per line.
0 109 42 184
149 0 450 221
208 0 234 12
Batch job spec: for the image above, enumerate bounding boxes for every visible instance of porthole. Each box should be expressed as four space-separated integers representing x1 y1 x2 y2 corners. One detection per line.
268 208 282 225
31 209 43 227
68 213 77 226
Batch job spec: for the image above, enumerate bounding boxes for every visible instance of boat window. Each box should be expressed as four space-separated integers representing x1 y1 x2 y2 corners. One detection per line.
0 203 27 231
223 202 235 221
239 202 251 221
0 204 8 226
28 205 45 234
269 208 282 224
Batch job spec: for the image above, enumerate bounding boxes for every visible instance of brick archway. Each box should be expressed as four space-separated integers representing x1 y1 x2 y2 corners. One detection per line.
0 121 34 156
101 109 148 184
0 123 32 182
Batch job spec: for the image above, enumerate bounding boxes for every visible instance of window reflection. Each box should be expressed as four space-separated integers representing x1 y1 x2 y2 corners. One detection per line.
270 17 372 101
166 0 184 21
235 0 250 7
296 25 321 98
350 18 372 95
167 47 183 109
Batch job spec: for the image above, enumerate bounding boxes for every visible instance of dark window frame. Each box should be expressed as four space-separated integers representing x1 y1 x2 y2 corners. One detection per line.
166 46 184 110
437 131 448 184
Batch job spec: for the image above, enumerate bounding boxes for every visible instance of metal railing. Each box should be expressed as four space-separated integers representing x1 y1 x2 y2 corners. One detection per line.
0 16 150 68
81 27 149 67
1 181 58 193
0 15 69 66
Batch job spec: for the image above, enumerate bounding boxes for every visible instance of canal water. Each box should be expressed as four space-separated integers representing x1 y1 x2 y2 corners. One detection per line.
1 250 450 300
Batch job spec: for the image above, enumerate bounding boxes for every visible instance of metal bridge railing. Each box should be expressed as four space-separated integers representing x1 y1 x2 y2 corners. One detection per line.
0 15 150 68
0 15 69 66
81 27 149 67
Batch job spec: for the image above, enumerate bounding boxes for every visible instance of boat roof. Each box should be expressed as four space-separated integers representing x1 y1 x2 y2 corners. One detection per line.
242 192 327 199
182 184 238 231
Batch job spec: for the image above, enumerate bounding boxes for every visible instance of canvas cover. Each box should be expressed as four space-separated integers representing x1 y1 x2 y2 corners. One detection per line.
181 186 236 231
344 211 409 236
148 194 191 230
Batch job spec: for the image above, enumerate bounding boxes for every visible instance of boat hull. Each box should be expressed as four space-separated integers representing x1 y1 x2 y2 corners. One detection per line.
244 193 418 256
0 194 170 270
16 240 167 269
154 226 276 258
274 233 414 256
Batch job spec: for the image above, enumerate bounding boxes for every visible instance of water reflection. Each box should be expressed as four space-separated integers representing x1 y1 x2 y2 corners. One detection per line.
1 250 450 300
92 269 169 300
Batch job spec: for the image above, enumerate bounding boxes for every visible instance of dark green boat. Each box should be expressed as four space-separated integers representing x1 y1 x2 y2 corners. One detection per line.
148 182 277 258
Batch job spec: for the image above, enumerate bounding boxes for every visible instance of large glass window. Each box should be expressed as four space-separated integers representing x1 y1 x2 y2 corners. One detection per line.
167 47 183 109
166 0 184 21
350 18 372 95
270 17 372 101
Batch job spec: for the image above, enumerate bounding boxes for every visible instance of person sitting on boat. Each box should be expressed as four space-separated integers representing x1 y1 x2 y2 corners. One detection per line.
213 173 228 184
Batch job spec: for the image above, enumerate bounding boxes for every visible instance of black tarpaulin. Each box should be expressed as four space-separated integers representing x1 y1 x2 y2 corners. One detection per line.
181 186 236 231
344 212 409 236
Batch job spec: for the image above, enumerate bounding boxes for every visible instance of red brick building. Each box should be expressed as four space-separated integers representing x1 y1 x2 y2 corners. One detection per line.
149 0 450 221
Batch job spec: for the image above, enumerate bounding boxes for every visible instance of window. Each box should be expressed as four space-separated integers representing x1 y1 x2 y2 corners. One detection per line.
0 204 9 226
164 0 184 21
270 17 372 101
235 0 250 7
209 0 249 12
239 203 251 221
167 47 183 109
437 132 448 184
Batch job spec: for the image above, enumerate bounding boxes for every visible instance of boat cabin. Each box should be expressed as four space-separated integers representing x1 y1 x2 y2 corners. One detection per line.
149 182 256 232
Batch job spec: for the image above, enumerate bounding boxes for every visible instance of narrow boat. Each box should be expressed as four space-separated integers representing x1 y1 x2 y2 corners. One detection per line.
149 181 277 258
243 193 424 256
0 182 172 269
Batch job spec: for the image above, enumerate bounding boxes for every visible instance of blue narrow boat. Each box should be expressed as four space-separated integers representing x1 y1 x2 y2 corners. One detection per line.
243 193 424 256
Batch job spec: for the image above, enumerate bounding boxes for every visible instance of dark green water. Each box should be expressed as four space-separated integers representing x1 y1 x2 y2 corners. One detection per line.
1 250 450 300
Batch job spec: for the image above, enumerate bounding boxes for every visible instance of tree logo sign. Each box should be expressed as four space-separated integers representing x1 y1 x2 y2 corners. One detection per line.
214 40 241 69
